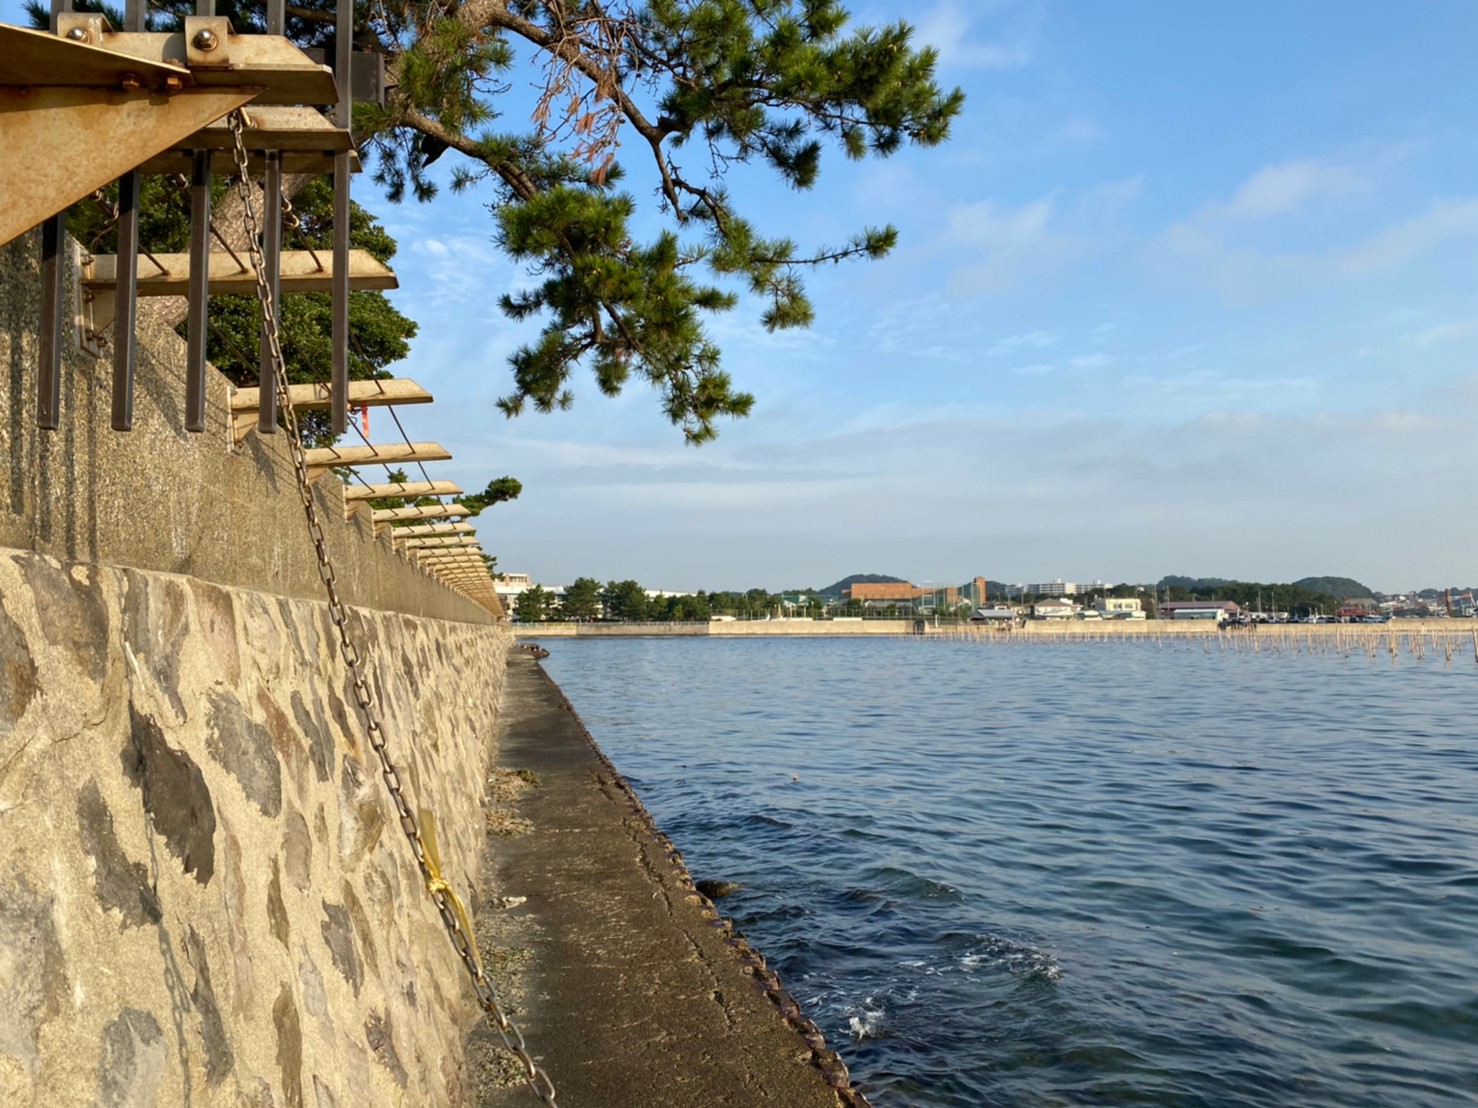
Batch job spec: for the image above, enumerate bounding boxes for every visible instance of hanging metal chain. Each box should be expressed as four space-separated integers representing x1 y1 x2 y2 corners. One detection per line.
225 110 557 1107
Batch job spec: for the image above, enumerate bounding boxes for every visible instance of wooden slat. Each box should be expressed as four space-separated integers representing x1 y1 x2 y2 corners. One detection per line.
231 378 430 414
390 521 475 539
343 480 462 502
371 503 468 523
86 249 396 297
164 106 352 152
401 536 480 549
303 442 450 476
142 148 360 176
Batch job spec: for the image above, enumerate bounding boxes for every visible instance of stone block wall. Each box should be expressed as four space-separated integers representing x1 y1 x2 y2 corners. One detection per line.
0 549 510 1106
0 220 516 1104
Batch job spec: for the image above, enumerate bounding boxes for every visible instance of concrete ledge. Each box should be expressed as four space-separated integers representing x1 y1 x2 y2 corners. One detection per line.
473 652 863 1107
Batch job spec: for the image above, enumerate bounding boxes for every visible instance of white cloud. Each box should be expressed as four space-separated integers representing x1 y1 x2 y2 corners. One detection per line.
985 329 1057 356
1044 117 1107 149
944 178 1139 295
1209 160 1363 222
1068 354 1118 370
946 196 1078 294
1413 318 1478 346
914 0 1037 71
1157 170 1478 297
949 197 1055 249
1331 197 1478 277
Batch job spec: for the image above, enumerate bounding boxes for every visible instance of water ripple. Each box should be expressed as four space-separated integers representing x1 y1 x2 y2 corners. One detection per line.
542 637 1478 1107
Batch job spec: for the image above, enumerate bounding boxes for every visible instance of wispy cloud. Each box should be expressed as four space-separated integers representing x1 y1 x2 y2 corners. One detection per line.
1156 154 1478 297
1205 160 1363 222
1412 318 1478 346
945 196 1076 294
1330 197 1478 277
985 329 1057 356
946 177 1140 295
914 0 1039 70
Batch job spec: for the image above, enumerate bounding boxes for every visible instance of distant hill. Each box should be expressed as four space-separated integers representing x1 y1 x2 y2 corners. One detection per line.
1294 576 1372 600
1158 574 1372 600
818 573 909 596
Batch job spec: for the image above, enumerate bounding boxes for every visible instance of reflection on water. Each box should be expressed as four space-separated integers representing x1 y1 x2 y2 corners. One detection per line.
540 637 1478 1107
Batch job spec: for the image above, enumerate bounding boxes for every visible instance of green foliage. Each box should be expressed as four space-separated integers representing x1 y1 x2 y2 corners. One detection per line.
561 577 602 621
350 0 962 442
461 476 523 516
65 173 416 448
704 587 781 616
1160 579 1344 617
649 593 711 622
1293 576 1374 600
26 1 960 445
602 579 649 621
514 584 552 622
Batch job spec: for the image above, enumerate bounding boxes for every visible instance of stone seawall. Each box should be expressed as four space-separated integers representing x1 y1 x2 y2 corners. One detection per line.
0 548 510 1106
1 225 515 1105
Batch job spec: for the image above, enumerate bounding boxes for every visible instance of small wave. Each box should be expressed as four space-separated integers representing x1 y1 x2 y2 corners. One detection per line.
960 936 1063 982
845 996 888 1040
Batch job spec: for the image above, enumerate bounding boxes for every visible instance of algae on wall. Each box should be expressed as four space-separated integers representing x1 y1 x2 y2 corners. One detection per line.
0 549 511 1106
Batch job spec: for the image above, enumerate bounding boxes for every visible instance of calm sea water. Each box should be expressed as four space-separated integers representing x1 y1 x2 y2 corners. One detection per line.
538 637 1478 1107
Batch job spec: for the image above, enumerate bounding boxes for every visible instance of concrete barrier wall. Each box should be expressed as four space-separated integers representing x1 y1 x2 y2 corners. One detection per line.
0 231 493 626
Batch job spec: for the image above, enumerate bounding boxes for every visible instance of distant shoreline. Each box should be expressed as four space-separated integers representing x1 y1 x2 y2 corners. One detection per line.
515 618 1474 640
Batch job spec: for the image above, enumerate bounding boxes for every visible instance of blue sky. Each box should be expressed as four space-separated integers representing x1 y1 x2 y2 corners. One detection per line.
13 1 1476 592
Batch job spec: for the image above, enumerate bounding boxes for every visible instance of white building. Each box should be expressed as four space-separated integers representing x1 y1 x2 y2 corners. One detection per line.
1027 580 1078 597
1094 597 1146 620
493 572 533 605
1029 598 1079 619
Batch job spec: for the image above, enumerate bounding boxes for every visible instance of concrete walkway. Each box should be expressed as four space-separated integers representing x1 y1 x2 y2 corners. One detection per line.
472 651 861 1108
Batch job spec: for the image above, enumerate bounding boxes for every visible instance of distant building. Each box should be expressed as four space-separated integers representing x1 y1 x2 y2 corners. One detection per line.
968 608 1017 624
1029 598 1078 619
1160 600 1240 623
1027 580 1078 597
916 577 990 611
844 581 918 604
1095 596 1146 620
494 572 533 605
842 577 990 610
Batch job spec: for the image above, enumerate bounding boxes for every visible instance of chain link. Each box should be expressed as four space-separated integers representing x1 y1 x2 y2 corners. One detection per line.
226 110 557 1106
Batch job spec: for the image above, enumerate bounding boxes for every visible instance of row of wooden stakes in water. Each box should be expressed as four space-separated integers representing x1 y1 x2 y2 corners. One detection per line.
923 623 1478 662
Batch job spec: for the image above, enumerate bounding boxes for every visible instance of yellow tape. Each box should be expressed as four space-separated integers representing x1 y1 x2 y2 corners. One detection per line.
419 808 484 974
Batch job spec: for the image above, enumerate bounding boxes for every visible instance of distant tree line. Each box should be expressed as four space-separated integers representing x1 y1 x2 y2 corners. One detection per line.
512 575 1364 623
514 580 832 623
